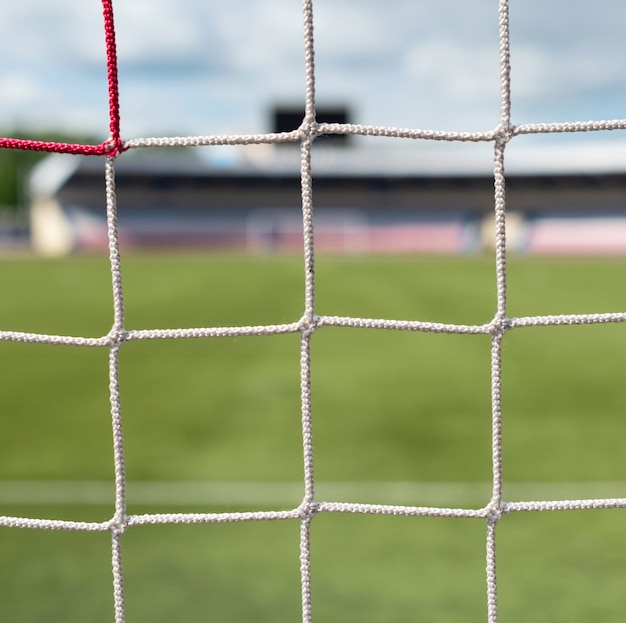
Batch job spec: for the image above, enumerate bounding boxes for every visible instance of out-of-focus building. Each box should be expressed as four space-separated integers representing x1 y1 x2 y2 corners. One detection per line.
28 107 626 256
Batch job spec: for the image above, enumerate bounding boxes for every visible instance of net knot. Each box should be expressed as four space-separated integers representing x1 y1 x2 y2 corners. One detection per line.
110 514 129 537
298 499 320 520
485 502 503 524
489 315 511 336
299 314 319 338
108 327 129 347
298 119 320 142
495 122 515 147
103 136 127 157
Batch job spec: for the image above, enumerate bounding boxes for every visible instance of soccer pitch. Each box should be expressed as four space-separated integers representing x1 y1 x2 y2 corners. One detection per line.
2 253 626 622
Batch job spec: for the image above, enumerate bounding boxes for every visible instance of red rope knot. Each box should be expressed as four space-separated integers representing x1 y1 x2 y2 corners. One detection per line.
103 137 126 158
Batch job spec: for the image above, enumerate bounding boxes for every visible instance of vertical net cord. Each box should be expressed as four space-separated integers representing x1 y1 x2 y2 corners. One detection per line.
487 331 504 623
494 0 511 328
102 6 127 619
102 0 123 155
106 156 128 623
487 1 512 621
299 1 317 622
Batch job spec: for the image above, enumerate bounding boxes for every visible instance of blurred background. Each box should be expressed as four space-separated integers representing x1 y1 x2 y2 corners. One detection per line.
3 1 626 622
3 0 626 255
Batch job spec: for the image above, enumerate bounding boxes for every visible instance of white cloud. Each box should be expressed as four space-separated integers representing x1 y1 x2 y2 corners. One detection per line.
0 1 105 67
115 0 208 65
0 75 41 107
315 3 400 62
405 38 500 100
214 0 304 73
0 0 625 139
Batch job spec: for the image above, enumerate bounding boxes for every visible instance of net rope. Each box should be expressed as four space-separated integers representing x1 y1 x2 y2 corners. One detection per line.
1 0 626 621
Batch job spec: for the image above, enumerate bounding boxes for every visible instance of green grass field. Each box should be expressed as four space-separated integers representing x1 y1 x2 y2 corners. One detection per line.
2 253 626 622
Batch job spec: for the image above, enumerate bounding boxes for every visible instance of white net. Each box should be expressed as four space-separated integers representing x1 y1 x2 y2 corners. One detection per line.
2 0 626 621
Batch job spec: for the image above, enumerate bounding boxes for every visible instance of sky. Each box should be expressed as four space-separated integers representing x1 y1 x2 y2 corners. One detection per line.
1 0 626 165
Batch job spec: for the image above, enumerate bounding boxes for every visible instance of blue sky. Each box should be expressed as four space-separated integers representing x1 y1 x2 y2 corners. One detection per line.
1 0 626 151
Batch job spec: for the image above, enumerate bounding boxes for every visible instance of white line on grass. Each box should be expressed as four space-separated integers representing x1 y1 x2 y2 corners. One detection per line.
2 481 626 507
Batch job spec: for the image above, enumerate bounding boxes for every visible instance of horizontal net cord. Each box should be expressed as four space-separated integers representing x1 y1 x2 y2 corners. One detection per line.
126 509 302 528
0 508 477 533
0 509 309 532
126 323 302 340
0 138 117 155
504 498 626 513
316 123 499 142
125 505 491 524
124 131 302 150
0 516 112 531
316 502 488 519
0 331 109 347
0 323 302 347
121 116 626 151
319 312 626 334
4 310 626 348
321 118 626 139
317 316 493 334
0 510 300 532
513 118 626 136
510 312 626 327
5 114 626 155
6 495 625 533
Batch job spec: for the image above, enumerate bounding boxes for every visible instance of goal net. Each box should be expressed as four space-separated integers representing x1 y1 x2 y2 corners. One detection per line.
2 1 626 622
